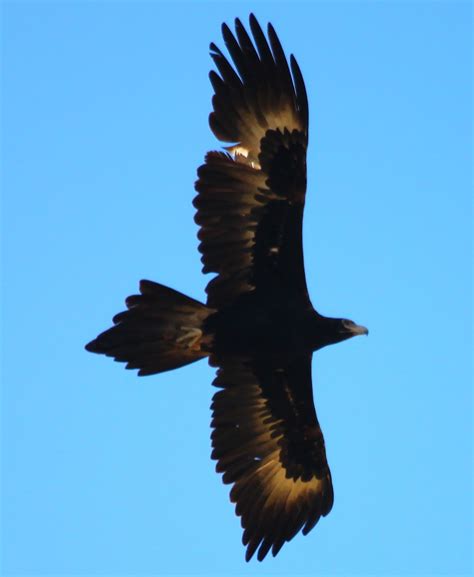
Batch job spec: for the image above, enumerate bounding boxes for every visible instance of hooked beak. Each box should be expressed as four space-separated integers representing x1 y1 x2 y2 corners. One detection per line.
352 323 369 336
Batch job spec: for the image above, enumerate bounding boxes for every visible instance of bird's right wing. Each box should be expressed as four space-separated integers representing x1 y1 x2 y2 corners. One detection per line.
194 15 311 309
211 354 333 561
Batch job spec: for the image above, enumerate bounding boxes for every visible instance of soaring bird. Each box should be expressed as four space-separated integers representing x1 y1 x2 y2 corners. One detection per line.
86 14 368 561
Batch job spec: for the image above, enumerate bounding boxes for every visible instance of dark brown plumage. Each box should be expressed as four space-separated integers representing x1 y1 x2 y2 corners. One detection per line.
86 14 367 561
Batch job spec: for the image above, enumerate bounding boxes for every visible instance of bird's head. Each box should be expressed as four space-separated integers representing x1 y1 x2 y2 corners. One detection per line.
338 318 369 341
308 315 368 350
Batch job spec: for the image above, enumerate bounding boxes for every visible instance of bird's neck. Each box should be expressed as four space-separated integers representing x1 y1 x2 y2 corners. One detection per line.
305 313 345 352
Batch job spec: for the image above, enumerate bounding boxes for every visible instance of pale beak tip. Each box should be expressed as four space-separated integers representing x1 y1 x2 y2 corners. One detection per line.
356 324 369 336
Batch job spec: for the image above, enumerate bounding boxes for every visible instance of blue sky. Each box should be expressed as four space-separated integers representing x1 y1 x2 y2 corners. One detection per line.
2 2 472 576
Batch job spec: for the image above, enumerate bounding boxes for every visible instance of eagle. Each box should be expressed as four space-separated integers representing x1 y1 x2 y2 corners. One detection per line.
86 14 368 562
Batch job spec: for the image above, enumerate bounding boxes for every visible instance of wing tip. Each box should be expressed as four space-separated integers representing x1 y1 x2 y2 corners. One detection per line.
208 14 308 149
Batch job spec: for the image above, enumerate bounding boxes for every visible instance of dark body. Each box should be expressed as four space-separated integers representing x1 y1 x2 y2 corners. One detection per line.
86 15 367 563
206 293 310 358
206 293 344 359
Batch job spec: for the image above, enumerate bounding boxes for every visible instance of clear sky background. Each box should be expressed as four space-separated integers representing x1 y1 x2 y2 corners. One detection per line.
2 2 472 576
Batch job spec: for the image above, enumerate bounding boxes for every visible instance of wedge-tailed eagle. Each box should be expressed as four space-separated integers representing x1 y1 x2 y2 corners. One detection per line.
86 14 368 561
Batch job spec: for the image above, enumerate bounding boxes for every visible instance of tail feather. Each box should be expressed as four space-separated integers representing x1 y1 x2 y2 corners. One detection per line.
86 280 213 375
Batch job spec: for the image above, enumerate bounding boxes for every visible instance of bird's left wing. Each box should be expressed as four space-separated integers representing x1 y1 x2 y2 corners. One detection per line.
211 354 333 561
194 15 310 309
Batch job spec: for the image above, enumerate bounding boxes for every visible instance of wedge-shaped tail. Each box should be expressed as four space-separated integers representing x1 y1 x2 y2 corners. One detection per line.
86 280 212 375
